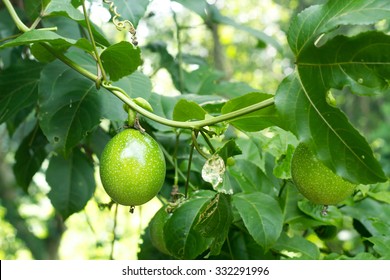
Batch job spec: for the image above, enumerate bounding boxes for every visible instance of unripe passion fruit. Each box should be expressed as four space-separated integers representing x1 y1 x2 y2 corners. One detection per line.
291 143 356 205
99 129 166 206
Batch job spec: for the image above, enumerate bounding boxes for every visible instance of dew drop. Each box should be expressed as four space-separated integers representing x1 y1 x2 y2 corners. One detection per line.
357 78 364 84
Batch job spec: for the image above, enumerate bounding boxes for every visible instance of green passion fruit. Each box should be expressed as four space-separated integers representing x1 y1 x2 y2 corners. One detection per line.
291 143 356 205
99 129 166 206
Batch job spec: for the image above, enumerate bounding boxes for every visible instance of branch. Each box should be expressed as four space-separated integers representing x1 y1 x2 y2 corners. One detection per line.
2 0 275 131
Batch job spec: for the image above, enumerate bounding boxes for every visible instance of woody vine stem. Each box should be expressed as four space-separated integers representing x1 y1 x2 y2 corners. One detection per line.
2 0 275 130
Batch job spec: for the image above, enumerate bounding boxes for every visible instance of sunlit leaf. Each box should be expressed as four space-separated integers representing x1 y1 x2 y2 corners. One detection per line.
112 0 151 28
288 0 390 56
221 92 281 132
173 99 207 121
100 42 142 81
272 232 320 260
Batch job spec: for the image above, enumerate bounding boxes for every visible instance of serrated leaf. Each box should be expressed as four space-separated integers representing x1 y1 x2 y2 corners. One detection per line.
164 190 215 259
194 193 233 255
100 41 142 81
38 58 125 154
221 92 281 132
272 232 320 260
0 61 43 124
232 192 283 250
13 126 48 191
288 0 390 56
173 99 206 121
46 149 95 219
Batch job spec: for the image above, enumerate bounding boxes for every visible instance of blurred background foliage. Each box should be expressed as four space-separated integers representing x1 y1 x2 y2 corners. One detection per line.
0 0 389 259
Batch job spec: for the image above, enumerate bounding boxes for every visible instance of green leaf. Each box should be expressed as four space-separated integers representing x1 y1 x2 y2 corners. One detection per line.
0 61 43 124
38 58 125 154
232 192 283 250
278 1 390 185
342 198 390 236
288 0 390 56
0 29 93 53
228 159 275 196
25 0 50 20
173 99 207 121
164 190 215 259
194 193 233 255
298 32 390 96
275 73 386 185
46 148 95 219
112 0 151 28
272 232 320 260
368 191 390 204
297 200 344 228
13 126 48 191
100 42 142 81
114 71 152 100
221 92 281 132
43 0 110 47
367 236 390 258
216 139 242 163
324 253 377 260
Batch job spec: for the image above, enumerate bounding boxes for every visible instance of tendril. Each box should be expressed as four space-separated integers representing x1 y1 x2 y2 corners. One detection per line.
103 0 138 46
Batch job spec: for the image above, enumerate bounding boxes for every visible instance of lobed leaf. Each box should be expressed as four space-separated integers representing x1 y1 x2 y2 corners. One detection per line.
278 1 390 185
288 0 390 56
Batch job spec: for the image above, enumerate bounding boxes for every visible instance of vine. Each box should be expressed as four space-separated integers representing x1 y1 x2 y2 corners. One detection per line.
1 0 275 131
